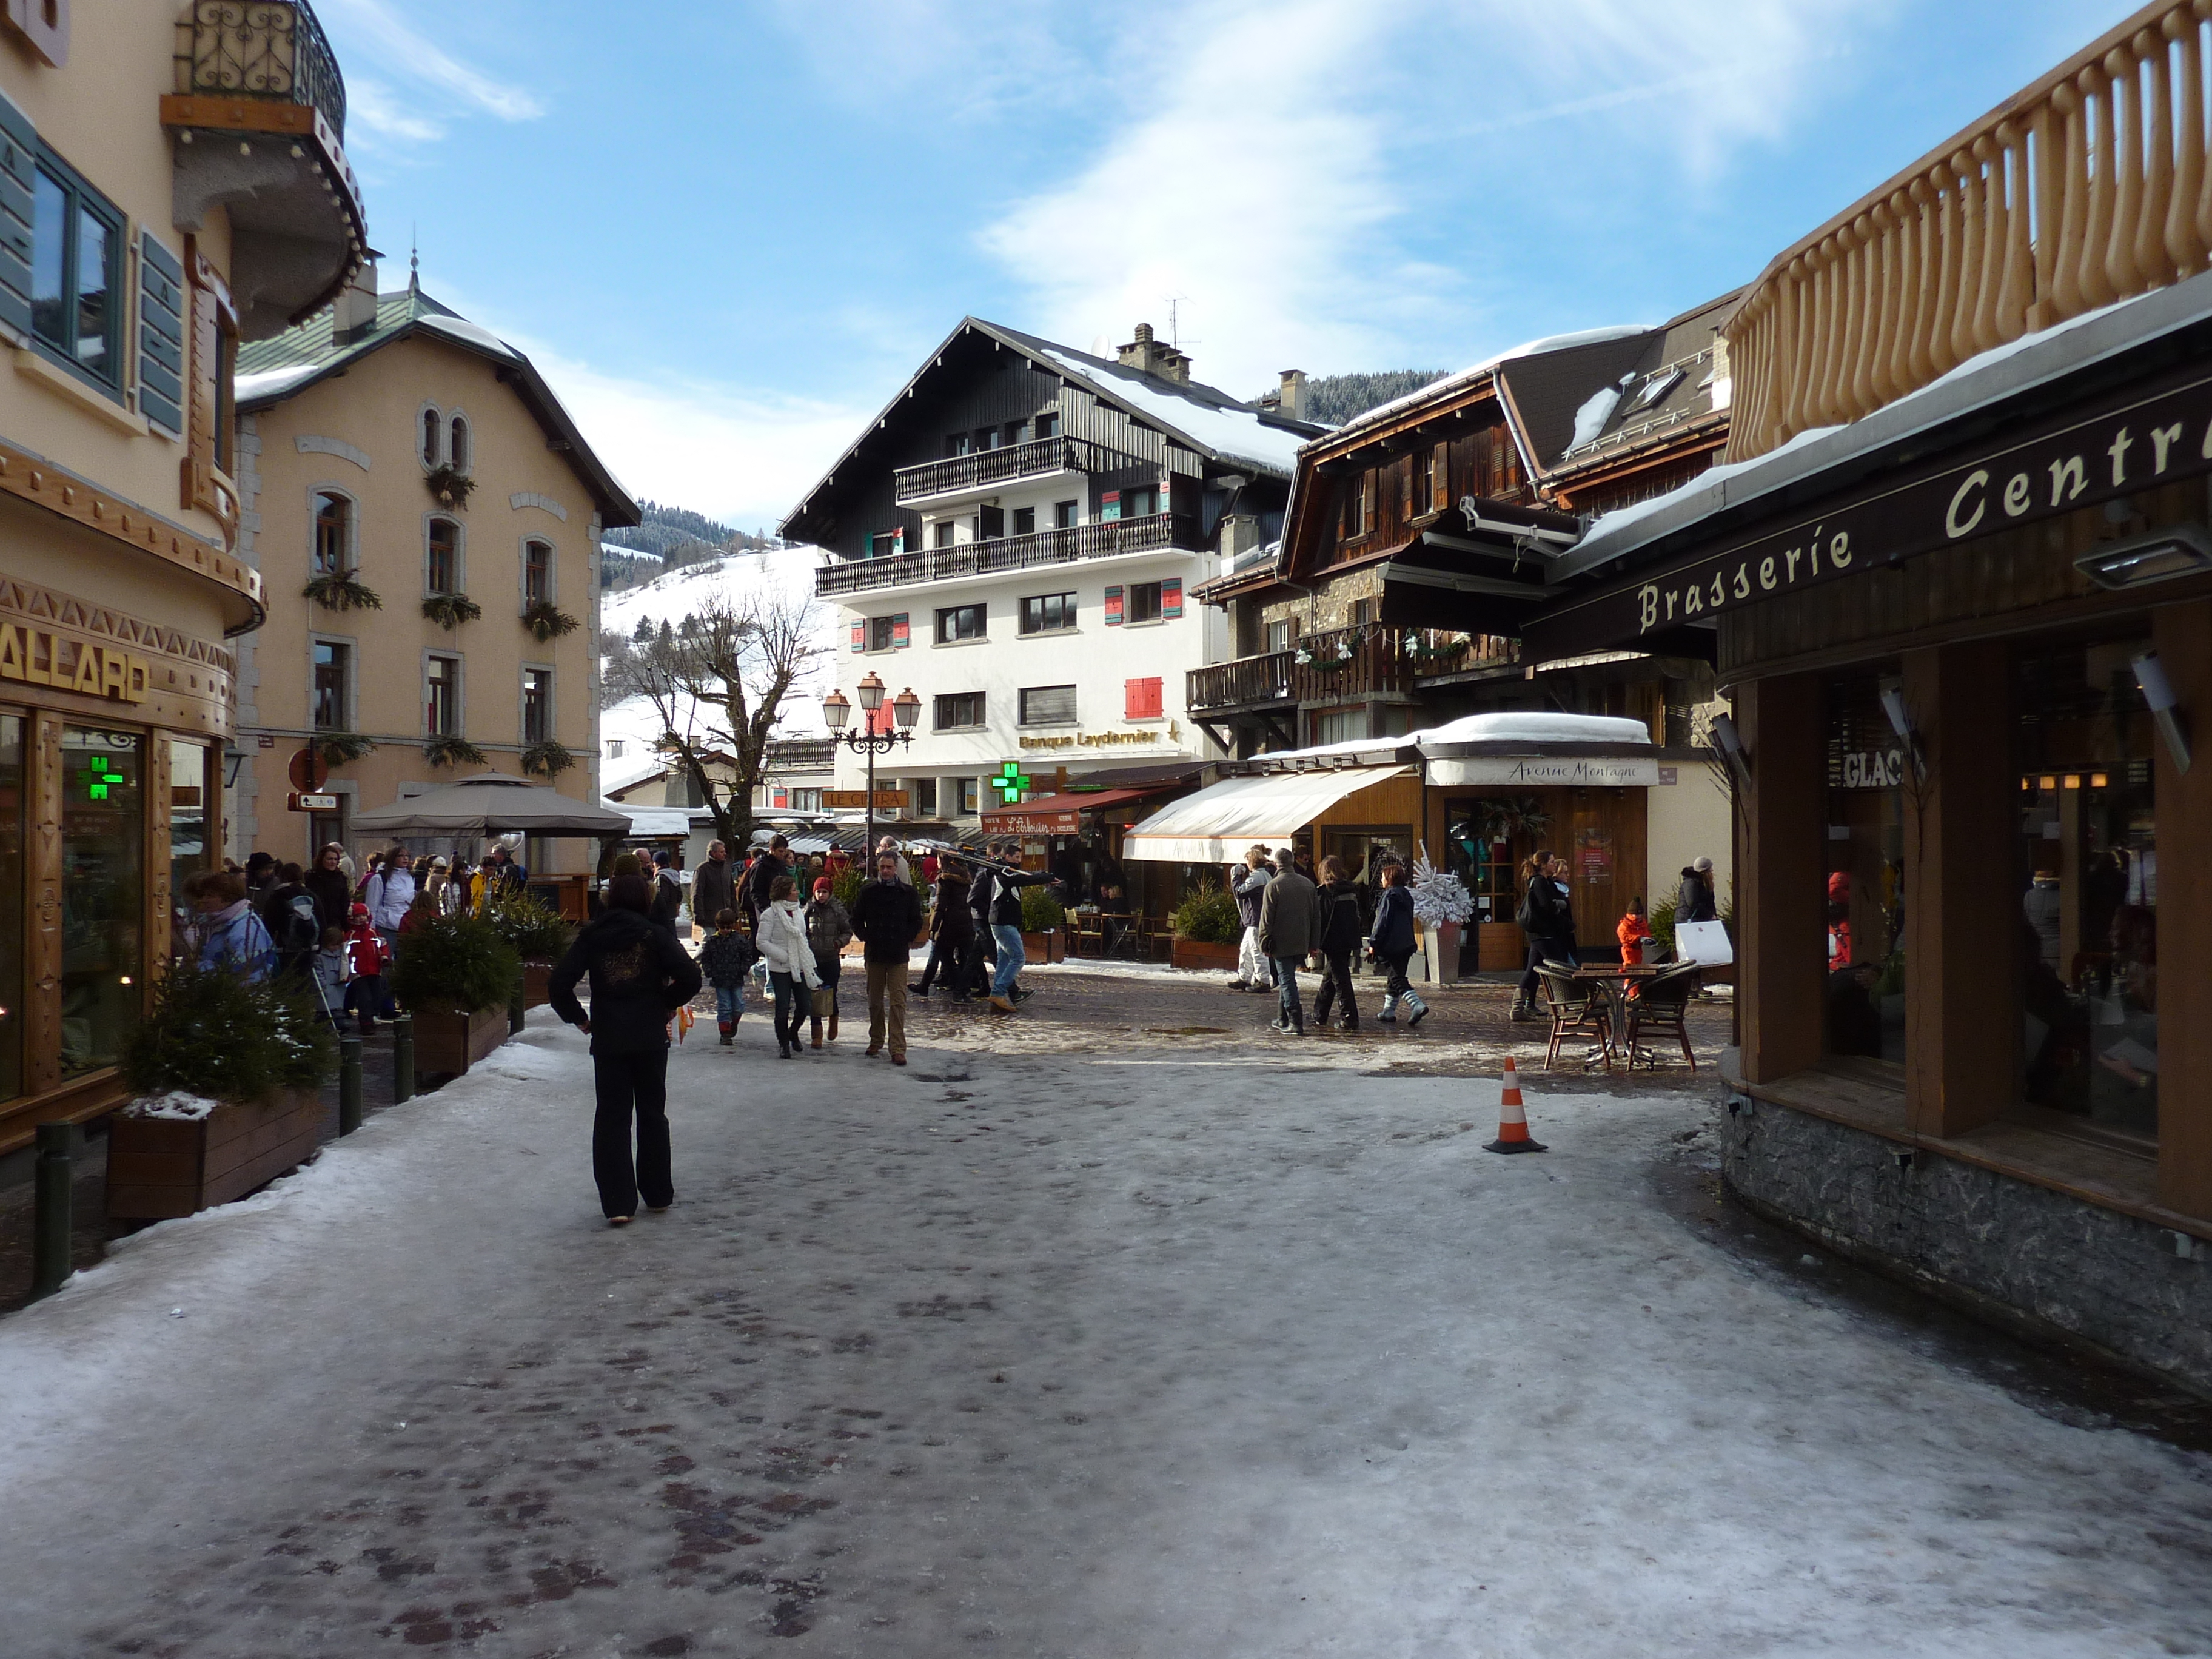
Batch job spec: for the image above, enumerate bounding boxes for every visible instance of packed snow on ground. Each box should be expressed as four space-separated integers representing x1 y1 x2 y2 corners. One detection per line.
2 1004 2208 1654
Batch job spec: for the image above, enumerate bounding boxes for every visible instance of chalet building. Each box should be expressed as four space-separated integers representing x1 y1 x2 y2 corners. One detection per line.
227 261 639 876
0 2 364 1150
1515 0 2212 1390
780 318 1324 905
1181 301 1740 965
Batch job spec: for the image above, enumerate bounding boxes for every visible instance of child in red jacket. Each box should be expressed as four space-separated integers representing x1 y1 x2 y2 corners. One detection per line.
344 902 392 1033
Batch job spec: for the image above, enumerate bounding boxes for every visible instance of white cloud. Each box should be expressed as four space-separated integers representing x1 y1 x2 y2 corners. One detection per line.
320 0 545 146
976 0 1891 389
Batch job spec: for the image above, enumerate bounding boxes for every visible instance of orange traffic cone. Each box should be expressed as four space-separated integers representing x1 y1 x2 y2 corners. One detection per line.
1484 1058 1548 1155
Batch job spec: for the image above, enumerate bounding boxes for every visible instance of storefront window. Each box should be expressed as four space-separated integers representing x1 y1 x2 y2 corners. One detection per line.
1445 799 1529 930
60 726 142 1078
0 712 22 1104
1824 675 1908 1064
2016 640 2157 1141
169 738 207 952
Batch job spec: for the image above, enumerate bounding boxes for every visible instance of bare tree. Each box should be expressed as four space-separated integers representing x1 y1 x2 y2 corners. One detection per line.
606 585 823 853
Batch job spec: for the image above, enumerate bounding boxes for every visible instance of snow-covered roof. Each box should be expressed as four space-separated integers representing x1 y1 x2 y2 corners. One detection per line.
1555 275 2202 583
1244 711 1654 767
1031 345 1309 474
1336 326 1653 438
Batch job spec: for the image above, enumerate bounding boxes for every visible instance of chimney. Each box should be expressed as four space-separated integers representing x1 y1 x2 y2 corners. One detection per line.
1277 369 1307 421
331 253 380 345
1117 322 1191 384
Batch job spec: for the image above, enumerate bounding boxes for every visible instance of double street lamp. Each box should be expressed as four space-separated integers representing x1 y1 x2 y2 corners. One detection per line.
822 671 921 862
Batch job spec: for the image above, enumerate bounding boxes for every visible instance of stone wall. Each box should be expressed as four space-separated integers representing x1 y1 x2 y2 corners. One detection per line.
1720 1090 2212 1393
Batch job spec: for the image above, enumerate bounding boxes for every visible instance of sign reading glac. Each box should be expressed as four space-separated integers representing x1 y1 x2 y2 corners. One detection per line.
1524 361 2212 660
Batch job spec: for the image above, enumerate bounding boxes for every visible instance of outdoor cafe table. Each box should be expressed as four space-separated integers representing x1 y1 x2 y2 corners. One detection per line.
1071 911 1142 957
1572 962 1667 1053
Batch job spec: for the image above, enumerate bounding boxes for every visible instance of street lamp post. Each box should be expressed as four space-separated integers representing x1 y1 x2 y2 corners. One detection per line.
822 672 922 863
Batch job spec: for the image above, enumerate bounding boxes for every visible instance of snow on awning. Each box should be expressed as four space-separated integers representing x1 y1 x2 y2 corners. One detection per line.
1122 766 1412 865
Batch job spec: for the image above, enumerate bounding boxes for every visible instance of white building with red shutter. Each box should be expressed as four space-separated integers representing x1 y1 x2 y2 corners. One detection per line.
780 320 1325 842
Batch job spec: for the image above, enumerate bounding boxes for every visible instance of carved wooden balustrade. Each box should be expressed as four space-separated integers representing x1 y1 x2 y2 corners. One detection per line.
1726 0 2212 461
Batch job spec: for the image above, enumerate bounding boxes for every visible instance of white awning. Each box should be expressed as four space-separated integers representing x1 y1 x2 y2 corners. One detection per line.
1122 766 1412 864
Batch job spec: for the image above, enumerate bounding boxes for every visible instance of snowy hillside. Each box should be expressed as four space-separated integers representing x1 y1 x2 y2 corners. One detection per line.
597 546 837 796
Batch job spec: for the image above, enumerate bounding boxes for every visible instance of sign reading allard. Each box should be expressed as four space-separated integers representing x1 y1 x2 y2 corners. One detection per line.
1523 359 2212 660
0 622 150 703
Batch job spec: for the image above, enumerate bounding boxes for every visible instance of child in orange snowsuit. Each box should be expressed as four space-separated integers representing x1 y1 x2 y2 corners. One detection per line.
1618 897 1655 997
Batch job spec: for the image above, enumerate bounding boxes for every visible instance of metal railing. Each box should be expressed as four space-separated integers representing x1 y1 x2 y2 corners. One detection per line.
178 1 347 141
817 512 1195 597
1186 627 1517 712
893 435 1133 502
1726 0 2212 461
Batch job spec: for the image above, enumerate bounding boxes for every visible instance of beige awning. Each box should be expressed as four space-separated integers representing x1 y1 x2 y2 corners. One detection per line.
1122 766 1412 864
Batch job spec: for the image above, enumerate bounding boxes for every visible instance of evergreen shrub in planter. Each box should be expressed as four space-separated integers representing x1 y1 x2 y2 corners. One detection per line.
392 913 521 1083
482 891 575 1007
109 961 337 1219
1168 879 1241 972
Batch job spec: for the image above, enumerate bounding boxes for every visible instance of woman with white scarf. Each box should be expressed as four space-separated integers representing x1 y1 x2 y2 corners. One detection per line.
754 873 822 1059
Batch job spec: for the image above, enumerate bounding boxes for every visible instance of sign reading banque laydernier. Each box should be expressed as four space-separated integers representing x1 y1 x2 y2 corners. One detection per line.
1523 358 2212 661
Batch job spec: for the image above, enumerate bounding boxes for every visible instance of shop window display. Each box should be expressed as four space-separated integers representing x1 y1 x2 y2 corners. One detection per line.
59 726 142 1078
1823 674 1908 1064
168 739 208 947
2015 640 2157 1141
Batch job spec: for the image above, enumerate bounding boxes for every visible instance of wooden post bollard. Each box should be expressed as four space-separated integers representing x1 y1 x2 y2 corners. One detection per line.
392 1014 414 1105
338 1035 363 1136
509 998 525 1036
32 1122 73 1300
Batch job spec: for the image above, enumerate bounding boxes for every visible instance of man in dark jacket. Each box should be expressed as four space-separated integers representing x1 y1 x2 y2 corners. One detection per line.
913 860 972 996
639 849 684 940
848 851 923 1064
1256 846 1318 1034
959 855 999 999
746 836 791 922
1310 857 1366 1030
548 872 704 1224
985 843 1057 1013
692 840 736 931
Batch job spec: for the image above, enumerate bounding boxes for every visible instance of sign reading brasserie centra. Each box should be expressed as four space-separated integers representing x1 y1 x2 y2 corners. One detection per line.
1523 358 2212 660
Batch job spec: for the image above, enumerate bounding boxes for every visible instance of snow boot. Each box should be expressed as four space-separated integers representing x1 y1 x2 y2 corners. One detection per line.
718 1022 734 1046
809 1016 823 1050
1403 990 1430 1028
828 1008 839 1041
1378 993 1399 1023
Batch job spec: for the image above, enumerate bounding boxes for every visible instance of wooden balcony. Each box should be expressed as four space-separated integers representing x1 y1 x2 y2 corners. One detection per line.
893 435 1131 503
1186 628 1516 713
165 1 365 338
817 512 1195 598
1726 0 2212 461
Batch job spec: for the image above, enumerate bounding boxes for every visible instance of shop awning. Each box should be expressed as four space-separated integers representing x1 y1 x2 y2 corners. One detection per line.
980 786 1153 836
349 776 633 837
1122 766 1412 864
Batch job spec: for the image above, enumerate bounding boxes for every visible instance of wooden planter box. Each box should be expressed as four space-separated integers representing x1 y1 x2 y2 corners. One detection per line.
107 1089 322 1220
1477 921 1526 972
1171 936 1241 973
1020 930 1065 964
413 1004 509 1084
521 961 552 1008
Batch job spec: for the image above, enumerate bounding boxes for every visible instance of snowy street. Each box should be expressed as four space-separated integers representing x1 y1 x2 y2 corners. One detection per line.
3 978 2210 1657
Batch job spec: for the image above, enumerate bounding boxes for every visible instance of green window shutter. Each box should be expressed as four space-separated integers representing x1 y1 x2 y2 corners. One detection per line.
137 230 185 437
0 89 34 340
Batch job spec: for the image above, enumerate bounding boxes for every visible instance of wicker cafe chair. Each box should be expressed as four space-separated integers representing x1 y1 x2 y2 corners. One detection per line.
1536 962 1613 1072
1624 963 1701 1071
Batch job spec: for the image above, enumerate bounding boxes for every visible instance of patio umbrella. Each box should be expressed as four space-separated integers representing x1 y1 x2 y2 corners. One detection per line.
348 775 634 838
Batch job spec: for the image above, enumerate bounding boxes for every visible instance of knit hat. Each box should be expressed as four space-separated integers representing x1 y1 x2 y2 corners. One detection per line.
813 877 833 896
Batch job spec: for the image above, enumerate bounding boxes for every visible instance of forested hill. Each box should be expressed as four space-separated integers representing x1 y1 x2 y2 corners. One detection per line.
603 500 785 566
1295 370 1450 427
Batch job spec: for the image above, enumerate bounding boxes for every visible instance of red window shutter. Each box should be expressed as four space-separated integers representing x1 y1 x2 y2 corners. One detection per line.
850 620 865 651
1125 676 1162 719
1162 578 1183 618
1104 585 1124 625
866 703 894 736
891 612 910 649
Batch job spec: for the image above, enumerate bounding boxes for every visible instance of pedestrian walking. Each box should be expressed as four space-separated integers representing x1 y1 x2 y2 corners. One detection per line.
1228 845 1276 992
804 876 852 1049
1512 850 1577 1022
755 875 821 1059
185 869 278 983
959 853 998 1000
1677 855 1719 925
305 842 352 933
639 849 683 942
366 846 415 1003
912 857 971 996
698 908 760 1045
985 841 1055 1013
1310 855 1364 1031
1256 846 1317 1034
341 902 389 1033
547 871 703 1225
692 840 737 934
309 925 350 1028
1366 860 1426 1025
747 836 793 921
876 835 912 884
849 850 923 1062
1617 896 1654 967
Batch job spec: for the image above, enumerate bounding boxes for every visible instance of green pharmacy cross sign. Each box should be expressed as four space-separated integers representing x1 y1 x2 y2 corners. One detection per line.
992 761 1030 805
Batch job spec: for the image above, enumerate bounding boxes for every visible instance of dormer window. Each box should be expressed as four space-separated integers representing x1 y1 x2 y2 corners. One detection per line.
421 407 440 465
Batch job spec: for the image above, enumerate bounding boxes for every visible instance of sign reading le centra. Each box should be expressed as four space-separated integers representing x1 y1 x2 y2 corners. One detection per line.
1526 359 2212 659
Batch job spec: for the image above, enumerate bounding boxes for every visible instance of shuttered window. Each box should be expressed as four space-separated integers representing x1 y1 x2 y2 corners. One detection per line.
1019 685 1076 726
138 230 185 437
0 90 30 341
1124 677 1163 719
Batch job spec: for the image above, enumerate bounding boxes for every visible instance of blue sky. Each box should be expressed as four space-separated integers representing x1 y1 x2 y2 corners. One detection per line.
319 0 2128 533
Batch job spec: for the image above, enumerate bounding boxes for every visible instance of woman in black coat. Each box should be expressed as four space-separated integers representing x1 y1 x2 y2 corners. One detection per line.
548 872 704 1225
1310 856 1366 1030
1513 850 1578 1021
